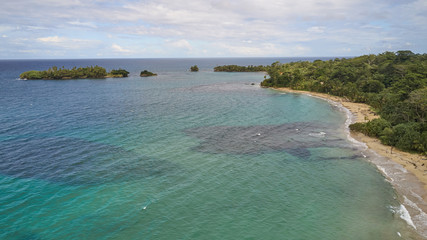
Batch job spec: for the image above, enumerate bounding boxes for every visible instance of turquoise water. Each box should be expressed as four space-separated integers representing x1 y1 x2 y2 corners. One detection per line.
0 59 418 239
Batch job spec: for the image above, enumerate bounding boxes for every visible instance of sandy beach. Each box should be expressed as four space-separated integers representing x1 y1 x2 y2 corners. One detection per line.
275 87 427 201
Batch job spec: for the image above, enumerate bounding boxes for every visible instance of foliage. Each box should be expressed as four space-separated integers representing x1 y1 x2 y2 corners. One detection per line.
140 70 157 77
20 66 109 80
190 65 199 72
214 65 269 72
108 69 129 77
261 51 427 154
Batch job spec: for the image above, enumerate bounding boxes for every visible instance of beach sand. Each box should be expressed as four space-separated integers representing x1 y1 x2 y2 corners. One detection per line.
275 87 427 201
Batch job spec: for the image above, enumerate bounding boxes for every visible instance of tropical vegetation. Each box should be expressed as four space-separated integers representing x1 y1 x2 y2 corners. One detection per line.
140 70 157 77
260 51 427 154
190 65 199 72
20 66 130 80
108 69 129 77
214 65 268 72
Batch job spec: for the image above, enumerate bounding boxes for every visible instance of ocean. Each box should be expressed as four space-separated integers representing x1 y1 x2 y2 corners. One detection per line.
0 58 422 239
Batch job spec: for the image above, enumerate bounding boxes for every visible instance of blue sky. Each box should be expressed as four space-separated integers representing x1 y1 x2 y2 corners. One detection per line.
0 0 426 59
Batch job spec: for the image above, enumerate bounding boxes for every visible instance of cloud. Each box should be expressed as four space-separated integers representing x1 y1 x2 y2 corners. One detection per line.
112 43 131 53
167 39 192 51
67 20 97 28
0 25 14 33
36 36 101 49
0 0 426 58
37 36 64 43
307 26 325 34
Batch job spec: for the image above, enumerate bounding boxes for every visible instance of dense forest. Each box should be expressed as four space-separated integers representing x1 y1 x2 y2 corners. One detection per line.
214 65 268 72
261 51 427 155
20 66 129 79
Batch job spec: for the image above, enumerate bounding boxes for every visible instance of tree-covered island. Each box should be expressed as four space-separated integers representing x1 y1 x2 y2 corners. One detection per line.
260 51 427 155
214 65 268 72
190 65 199 72
140 70 157 77
107 69 130 78
20 66 130 80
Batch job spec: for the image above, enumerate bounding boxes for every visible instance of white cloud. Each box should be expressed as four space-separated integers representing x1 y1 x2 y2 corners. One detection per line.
36 36 101 50
338 48 352 53
37 36 64 43
167 39 192 51
307 26 325 34
0 0 426 57
68 20 97 28
295 45 311 54
216 42 283 56
112 43 131 53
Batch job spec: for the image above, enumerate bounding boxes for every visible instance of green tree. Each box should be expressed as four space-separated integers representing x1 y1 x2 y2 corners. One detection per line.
360 80 385 93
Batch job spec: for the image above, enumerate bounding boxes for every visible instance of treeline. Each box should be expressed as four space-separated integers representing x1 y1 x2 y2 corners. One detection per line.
214 65 268 72
20 66 129 80
261 51 427 154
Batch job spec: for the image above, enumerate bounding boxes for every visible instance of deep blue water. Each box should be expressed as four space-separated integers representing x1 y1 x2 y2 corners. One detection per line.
0 58 418 239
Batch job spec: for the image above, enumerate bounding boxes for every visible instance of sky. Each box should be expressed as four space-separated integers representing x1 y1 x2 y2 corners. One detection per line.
0 0 426 59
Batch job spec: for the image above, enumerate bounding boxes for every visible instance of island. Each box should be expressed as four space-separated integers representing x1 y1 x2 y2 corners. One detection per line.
140 70 157 77
214 65 268 72
107 69 129 78
190 65 199 72
20 66 130 80
261 51 427 156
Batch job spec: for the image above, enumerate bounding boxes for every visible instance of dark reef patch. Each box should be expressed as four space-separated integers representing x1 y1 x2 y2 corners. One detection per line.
185 122 348 156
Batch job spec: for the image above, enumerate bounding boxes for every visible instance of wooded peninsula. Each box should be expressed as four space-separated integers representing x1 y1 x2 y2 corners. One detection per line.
259 51 426 155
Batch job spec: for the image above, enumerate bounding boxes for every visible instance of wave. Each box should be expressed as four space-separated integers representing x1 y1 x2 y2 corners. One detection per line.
390 204 417 229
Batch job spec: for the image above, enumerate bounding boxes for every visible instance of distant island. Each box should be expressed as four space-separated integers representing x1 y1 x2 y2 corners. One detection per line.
261 51 427 155
190 65 199 72
140 70 157 77
108 69 129 78
214 65 268 72
20 66 129 80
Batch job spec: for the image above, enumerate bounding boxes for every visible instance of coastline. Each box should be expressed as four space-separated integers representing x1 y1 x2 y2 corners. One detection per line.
275 87 427 194
274 87 427 237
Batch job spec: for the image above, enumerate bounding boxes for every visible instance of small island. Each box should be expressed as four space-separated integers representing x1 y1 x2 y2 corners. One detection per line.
140 70 157 77
190 65 199 72
214 65 268 72
107 69 129 78
20 66 130 80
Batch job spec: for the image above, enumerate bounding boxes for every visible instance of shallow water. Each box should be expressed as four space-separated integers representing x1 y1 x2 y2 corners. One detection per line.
0 58 421 239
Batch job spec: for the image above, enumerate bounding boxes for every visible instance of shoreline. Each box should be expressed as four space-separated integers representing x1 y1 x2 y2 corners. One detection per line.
274 87 427 194
274 87 427 237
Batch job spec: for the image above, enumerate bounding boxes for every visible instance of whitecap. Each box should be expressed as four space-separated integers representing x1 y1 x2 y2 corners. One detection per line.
377 166 388 177
398 204 417 229
308 132 326 137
